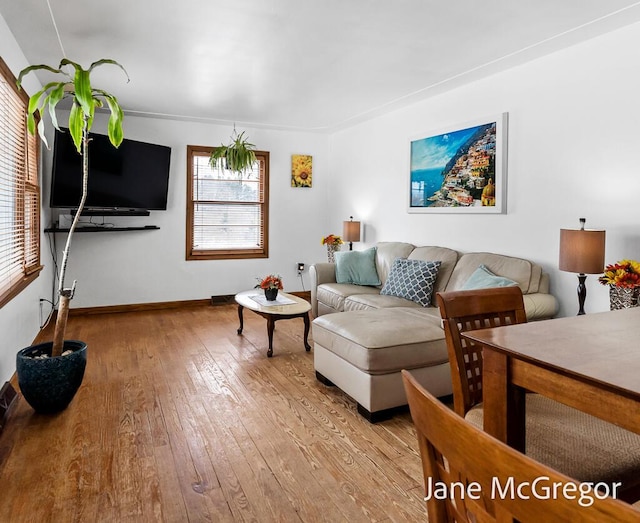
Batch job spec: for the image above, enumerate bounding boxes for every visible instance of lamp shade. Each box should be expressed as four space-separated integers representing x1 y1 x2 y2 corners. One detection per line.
343 220 361 243
559 228 606 274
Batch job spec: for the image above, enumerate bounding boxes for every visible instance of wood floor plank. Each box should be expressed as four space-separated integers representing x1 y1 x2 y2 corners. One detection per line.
155 366 228 521
0 303 433 522
195 395 301 522
209 352 351 521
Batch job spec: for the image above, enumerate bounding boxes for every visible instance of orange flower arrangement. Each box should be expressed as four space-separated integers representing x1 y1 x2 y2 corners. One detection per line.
321 234 343 246
256 274 283 290
599 260 640 288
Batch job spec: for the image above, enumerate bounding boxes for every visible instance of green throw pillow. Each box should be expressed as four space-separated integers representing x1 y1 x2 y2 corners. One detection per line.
335 247 381 286
461 264 518 290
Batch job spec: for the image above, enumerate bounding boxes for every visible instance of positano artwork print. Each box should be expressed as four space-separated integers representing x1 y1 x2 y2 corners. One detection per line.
409 114 507 213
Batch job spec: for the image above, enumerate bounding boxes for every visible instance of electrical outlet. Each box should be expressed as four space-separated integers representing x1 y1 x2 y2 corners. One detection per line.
297 262 305 273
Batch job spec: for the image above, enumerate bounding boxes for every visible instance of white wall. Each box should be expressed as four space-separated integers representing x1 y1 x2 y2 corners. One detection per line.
0 14 54 382
329 21 640 318
44 114 330 308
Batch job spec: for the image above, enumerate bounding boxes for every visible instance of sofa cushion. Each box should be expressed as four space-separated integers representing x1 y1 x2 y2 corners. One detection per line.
375 242 416 285
408 246 459 300
344 293 422 312
335 247 381 286
380 258 441 306
446 252 533 293
317 283 380 312
461 264 518 290
312 307 449 374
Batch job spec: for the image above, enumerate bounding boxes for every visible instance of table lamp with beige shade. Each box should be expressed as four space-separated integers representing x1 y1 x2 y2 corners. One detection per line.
559 218 606 315
343 216 361 251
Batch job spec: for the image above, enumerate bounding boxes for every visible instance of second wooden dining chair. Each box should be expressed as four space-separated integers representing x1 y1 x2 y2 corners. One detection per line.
436 286 640 503
402 369 640 523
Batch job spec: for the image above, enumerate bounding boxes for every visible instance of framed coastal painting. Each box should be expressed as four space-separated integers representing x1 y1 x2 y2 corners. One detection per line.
408 113 508 213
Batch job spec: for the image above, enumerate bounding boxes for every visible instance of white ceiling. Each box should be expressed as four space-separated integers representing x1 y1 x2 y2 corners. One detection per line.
3 0 640 132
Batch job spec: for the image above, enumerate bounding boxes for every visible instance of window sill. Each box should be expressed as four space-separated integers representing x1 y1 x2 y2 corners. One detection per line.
0 265 43 310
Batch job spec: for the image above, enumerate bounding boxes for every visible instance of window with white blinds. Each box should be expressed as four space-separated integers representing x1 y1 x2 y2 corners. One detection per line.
186 145 269 260
0 57 42 308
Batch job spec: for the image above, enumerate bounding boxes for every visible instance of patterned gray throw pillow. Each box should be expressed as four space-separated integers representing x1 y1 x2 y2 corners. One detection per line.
380 258 441 307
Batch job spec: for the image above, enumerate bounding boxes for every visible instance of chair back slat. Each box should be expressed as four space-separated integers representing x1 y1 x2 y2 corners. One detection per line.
437 287 527 417
401 370 640 523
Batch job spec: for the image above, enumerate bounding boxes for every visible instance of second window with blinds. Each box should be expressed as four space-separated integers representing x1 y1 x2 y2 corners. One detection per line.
0 57 42 309
186 145 269 260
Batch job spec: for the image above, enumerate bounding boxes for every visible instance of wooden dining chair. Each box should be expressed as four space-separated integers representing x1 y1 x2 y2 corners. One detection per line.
436 287 640 503
402 370 640 523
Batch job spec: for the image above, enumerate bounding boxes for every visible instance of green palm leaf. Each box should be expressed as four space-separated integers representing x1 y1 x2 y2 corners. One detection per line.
68 101 84 153
46 83 68 131
90 59 130 83
16 64 65 90
74 67 93 116
94 90 124 147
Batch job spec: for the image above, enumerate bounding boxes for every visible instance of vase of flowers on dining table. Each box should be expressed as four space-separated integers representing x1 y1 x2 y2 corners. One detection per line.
599 259 640 310
322 234 343 263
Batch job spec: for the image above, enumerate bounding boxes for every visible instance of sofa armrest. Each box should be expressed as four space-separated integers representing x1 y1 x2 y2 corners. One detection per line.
310 262 336 317
523 292 558 321
538 272 550 294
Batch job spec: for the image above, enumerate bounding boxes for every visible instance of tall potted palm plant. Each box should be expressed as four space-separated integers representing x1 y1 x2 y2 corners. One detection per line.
15 58 128 413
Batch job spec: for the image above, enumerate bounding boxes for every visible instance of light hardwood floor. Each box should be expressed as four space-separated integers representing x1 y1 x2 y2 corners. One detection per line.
0 304 428 522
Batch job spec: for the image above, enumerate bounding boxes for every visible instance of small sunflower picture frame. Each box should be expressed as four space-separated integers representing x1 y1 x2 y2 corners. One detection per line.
291 154 312 188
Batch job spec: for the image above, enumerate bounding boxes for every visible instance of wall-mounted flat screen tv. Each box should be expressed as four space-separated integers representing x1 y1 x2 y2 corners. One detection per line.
50 128 172 211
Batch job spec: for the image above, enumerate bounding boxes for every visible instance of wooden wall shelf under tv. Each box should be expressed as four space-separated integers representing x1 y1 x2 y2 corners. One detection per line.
44 226 160 233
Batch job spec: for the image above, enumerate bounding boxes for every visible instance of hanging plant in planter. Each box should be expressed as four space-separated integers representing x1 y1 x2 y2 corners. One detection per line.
209 129 257 174
15 58 128 413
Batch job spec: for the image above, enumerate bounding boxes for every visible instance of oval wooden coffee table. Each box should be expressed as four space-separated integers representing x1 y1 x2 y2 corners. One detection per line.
234 290 312 357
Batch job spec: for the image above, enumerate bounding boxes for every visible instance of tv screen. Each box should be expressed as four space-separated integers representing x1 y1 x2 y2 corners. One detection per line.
50 128 171 210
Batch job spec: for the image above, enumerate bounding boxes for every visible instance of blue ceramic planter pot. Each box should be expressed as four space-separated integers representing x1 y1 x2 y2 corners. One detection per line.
16 340 87 414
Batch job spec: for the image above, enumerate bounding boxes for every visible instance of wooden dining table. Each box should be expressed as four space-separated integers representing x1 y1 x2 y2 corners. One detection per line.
462 306 640 451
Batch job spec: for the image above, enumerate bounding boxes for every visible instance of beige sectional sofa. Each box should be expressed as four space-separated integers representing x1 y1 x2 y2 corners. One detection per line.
310 242 558 422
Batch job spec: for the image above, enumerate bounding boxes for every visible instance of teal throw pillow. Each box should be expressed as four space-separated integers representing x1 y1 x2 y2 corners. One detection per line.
335 247 381 286
461 264 518 290
380 258 441 306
